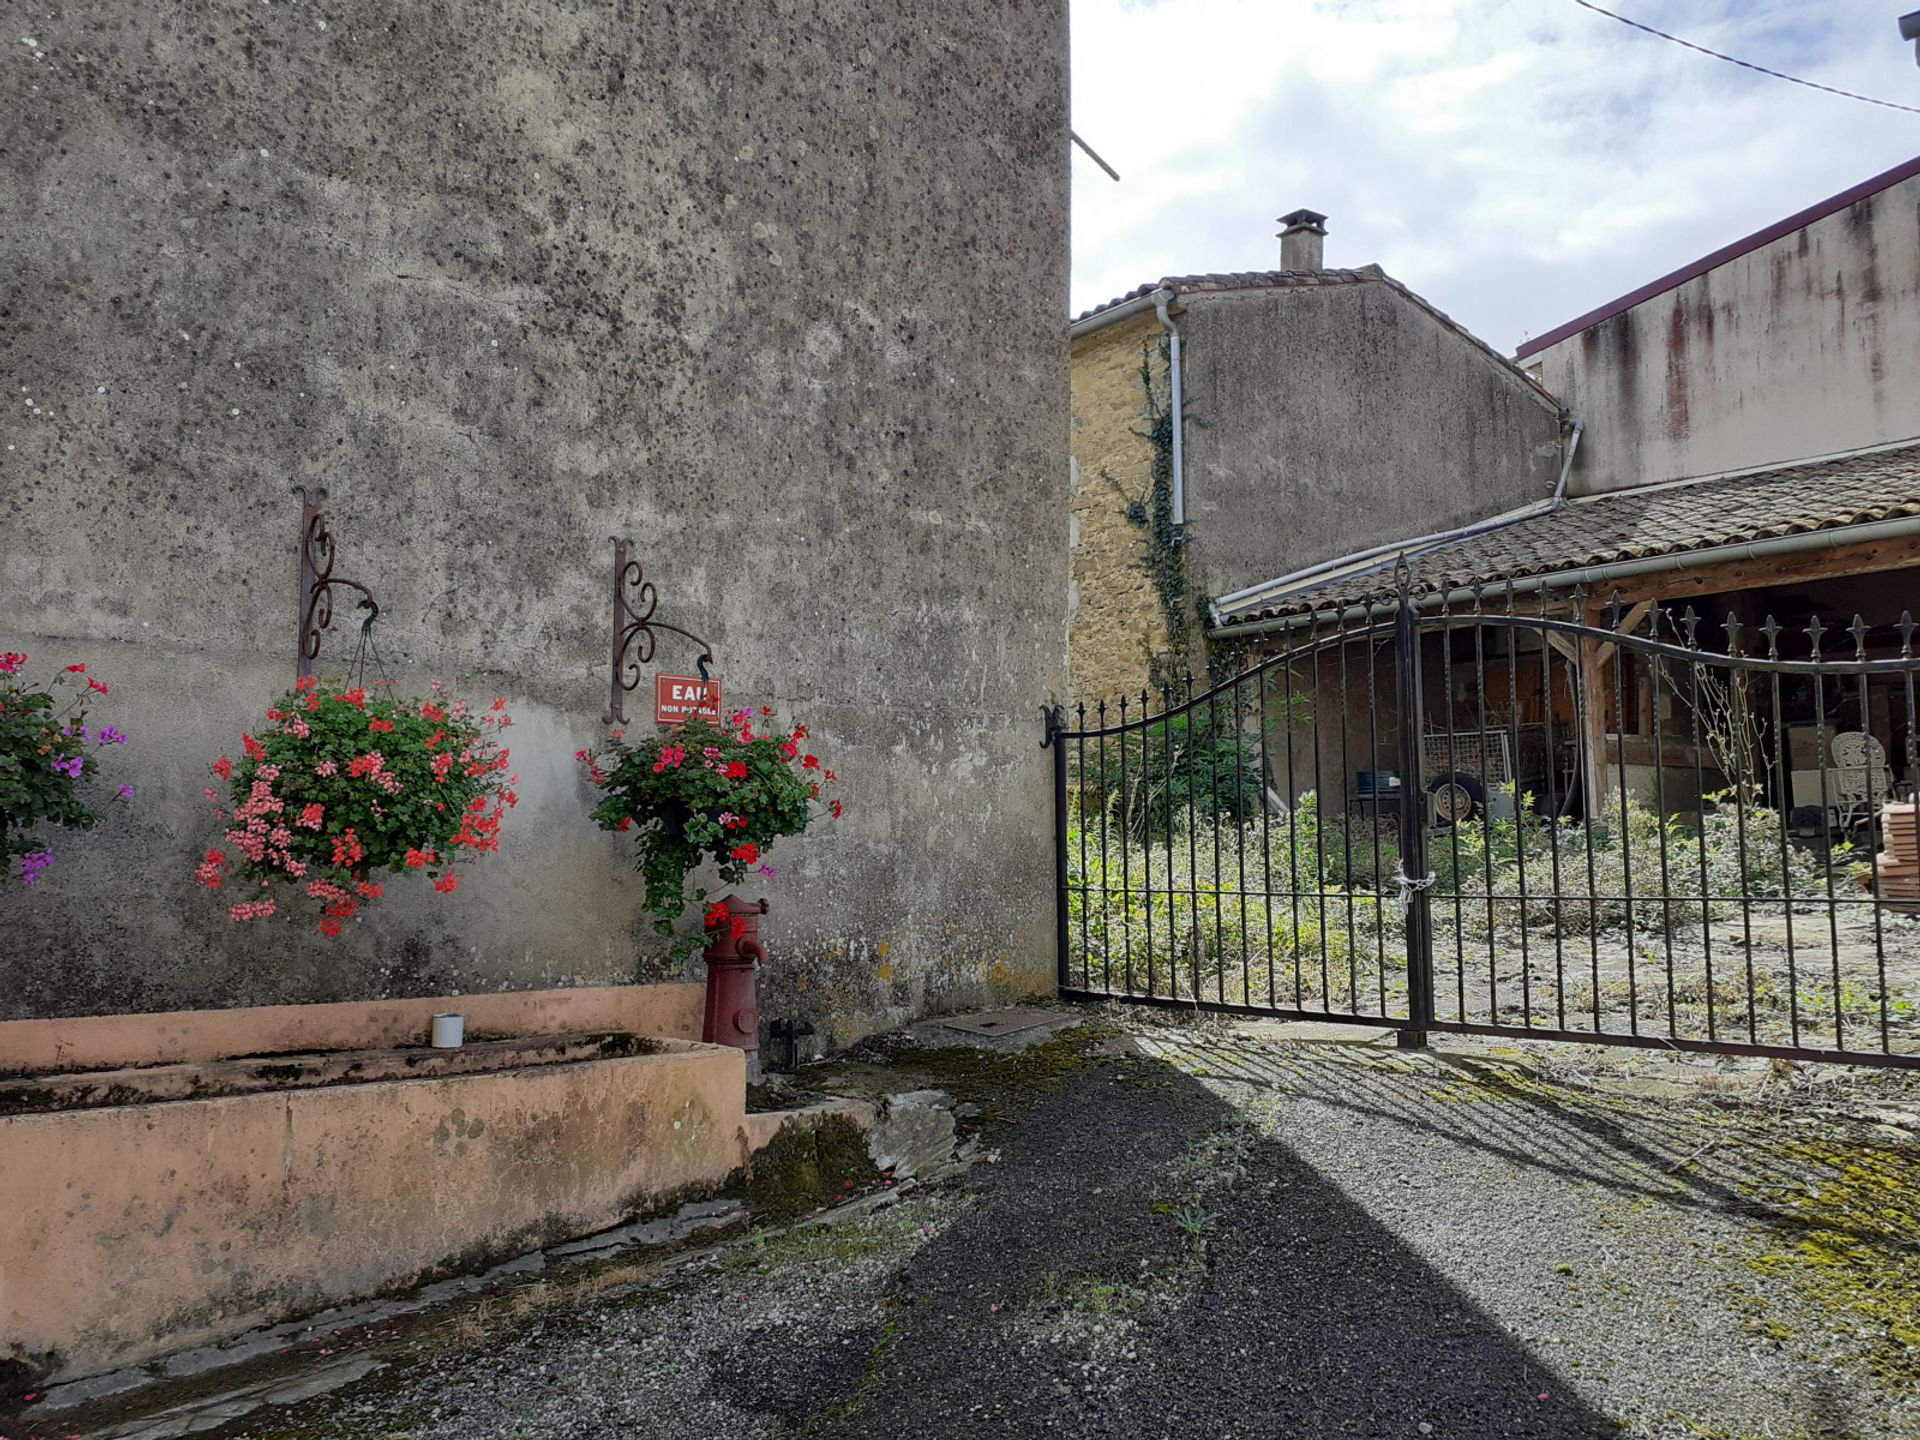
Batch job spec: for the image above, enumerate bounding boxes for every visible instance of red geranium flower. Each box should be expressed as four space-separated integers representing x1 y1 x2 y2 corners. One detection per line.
212 756 234 780
369 717 395 733
725 761 749 780
730 842 760 865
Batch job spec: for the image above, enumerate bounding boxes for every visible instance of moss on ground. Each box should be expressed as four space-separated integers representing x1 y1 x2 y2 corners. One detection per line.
1742 1136 1920 1391
801 1024 1112 1124
734 1113 879 1222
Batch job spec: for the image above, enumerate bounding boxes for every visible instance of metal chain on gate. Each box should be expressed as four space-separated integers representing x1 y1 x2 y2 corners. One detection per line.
1391 863 1436 914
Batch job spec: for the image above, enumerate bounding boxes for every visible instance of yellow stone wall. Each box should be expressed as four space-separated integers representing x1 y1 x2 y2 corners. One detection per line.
1069 311 1173 705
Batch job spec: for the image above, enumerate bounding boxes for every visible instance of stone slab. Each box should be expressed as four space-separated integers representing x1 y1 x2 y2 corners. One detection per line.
939 1007 1062 1037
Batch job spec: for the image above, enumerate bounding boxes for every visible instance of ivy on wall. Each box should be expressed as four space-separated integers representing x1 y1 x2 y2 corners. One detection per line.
1126 339 1194 695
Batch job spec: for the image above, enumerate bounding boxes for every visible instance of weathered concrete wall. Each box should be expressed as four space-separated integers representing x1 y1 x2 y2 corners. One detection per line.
1179 282 1566 602
3 1040 747 1384
0 2 1068 1032
1533 173 1920 494
1067 311 1174 704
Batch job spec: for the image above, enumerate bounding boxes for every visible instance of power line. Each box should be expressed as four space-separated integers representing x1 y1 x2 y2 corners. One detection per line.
1567 0 1920 116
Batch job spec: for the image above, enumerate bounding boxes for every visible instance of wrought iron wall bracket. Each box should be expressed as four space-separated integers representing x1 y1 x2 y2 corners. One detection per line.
608 536 716 725
295 486 381 679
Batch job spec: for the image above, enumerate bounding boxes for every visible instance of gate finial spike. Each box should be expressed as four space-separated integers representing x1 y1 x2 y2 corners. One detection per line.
1724 612 1744 656
1805 612 1825 654
1760 614 1782 658
1679 605 1700 647
1849 614 1871 660
1900 611 1916 658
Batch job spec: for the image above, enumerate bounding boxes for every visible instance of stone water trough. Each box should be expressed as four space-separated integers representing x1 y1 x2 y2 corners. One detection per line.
0 984 762 1391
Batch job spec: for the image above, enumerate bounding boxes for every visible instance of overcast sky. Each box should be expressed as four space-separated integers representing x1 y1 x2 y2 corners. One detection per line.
1069 0 1920 353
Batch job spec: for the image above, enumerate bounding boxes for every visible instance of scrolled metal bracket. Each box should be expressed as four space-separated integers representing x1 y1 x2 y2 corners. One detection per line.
295 486 380 679
608 536 715 724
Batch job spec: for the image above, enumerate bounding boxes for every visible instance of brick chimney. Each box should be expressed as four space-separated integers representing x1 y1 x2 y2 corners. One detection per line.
1278 208 1327 271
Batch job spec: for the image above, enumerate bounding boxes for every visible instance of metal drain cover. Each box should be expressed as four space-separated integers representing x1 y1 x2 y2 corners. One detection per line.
940 1007 1060 1037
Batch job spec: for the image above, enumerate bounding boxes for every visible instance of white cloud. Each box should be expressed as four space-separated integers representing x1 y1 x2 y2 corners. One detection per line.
1070 0 1920 352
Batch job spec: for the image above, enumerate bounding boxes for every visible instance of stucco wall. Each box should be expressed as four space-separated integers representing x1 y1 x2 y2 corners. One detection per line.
0 1 1068 1031
4 1040 748 1384
1532 174 1920 494
1178 282 1566 604
1067 311 1175 704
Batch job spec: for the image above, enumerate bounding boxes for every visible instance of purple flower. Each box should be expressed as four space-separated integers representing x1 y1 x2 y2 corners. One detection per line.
96 726 128 745
19 851 54 886
50 754 84 779
118 783 135 800
757 862 777 878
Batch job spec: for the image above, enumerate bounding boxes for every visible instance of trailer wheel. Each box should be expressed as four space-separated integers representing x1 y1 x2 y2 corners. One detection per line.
1426 771 1485 827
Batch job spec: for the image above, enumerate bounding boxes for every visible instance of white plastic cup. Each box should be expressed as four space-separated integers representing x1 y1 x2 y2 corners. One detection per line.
430 1013 465 1048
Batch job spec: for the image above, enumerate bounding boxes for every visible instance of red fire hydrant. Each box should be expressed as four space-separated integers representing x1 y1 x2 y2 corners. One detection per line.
702 893 766 1080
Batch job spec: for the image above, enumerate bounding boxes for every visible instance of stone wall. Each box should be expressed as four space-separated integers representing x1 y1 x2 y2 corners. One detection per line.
0 0 1068 1035
1180 282 1567 605
1067 311 1177 705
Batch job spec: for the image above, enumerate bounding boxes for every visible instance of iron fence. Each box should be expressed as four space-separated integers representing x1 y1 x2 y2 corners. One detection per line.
1047 579 1920 1070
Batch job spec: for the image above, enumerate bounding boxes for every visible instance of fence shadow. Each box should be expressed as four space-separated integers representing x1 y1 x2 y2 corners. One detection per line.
735 1041 1620 1439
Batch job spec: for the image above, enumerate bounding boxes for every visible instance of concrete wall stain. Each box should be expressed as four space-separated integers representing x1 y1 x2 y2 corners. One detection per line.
1538 170 1920 491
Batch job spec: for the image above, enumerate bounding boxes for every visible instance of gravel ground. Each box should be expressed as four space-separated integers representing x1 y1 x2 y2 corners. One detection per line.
51 1022 1920 1440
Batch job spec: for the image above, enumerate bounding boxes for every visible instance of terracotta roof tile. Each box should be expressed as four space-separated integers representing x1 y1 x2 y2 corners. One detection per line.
1214 441 1920 625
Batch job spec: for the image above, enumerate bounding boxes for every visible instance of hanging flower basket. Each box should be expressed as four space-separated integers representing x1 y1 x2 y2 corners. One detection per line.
580 705 843 955
197 677 517 935
0 652 130 887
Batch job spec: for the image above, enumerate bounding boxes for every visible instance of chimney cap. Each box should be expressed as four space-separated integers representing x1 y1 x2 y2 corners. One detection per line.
1278 208 1328 234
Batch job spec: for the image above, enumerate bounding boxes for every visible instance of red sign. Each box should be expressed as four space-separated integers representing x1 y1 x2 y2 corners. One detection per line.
654 674 723 727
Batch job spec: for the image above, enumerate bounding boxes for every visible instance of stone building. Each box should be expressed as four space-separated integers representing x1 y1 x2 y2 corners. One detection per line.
1 1 1068 1036
0 1 1067 1386
1068 210 1571 705
1212 157 1920 824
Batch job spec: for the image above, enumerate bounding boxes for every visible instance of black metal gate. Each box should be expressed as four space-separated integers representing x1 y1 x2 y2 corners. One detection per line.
1047 578 1920 1070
